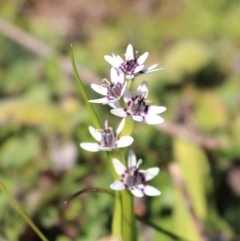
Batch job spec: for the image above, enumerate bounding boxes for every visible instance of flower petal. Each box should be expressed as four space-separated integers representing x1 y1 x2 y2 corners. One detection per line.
137 52 149 65
117 136 134 148
128 150 137 169
145 64 158 71
143 67 163 74
80 143 99 152
116 55 124 63
134 65 145 74
126 74 135 79
110 180 126 190
125 44 134 60
120 82 128 96
112 158 127 176
143 167 160 181
89 126 102 141
116 118 125 135
91 84 108 95
109 101 121 109
89 97 109 104
136 81 148 97
132 115 144 122
148 105 167 114
98 146 113 151
129 187 144 197
123 87 132 104
118 72 125 85
143 185 161 196
102 98 120 104
144 114 164 125
104 55 121 68
111 108 128 118
110 68 119 84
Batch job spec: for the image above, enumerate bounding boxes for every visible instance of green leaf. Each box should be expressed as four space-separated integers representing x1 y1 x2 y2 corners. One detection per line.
137 215 190 241
173 189 202 241
173 138 210 219
70 46 101 129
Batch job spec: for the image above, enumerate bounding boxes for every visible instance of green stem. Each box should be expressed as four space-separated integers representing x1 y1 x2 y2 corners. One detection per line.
71 48 137 240
127 78 135 90
108 151 123 238
70 47 123 238
111 191 122 238
120 117 137 241
110 117 137 241
110 149 137 240
120 190 136 241
0 181 49 241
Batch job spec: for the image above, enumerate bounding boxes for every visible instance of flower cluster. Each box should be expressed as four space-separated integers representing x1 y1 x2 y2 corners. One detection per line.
80 44 166 197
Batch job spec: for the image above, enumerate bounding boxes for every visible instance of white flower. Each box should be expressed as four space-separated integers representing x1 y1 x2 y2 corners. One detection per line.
104 44 162 79
89 68 127 104
110 150 161 197
110 81 166 125
80 118 133 152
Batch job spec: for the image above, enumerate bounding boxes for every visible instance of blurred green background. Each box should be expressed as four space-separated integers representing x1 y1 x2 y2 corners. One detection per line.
0 0 240 240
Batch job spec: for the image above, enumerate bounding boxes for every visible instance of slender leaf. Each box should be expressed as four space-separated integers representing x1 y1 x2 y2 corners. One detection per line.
70 46 101 129
137 215 191 241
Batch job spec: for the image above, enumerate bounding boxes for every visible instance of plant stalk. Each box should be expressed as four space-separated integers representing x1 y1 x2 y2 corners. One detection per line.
0 181 49 241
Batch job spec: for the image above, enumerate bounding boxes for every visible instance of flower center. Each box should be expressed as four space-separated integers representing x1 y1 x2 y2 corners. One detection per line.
130 96 147 115
125 160 145 187
107 83 122 98
120 59 138 74
101 128 117 147
125 59 136 71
